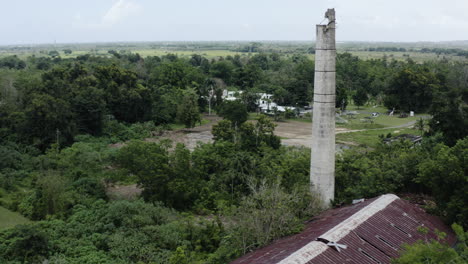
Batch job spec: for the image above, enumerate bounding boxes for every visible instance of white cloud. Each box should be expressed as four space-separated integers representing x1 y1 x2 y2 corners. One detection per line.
102 0 142 26
72 0 142 30
74 13 82 21
424 15 468 29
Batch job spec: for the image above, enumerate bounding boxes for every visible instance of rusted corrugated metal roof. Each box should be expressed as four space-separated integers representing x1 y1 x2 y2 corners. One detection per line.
231 194 456 264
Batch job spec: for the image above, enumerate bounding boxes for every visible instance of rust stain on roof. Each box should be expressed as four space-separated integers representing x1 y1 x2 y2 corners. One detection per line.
231 194 456 264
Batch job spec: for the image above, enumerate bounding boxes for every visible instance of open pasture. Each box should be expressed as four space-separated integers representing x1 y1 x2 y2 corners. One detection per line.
0 206 30 230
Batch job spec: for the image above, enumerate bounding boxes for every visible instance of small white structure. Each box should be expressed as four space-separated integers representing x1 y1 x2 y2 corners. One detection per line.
257 93 278 112
410 111 414 117
222 90 243 101
274 105 296 113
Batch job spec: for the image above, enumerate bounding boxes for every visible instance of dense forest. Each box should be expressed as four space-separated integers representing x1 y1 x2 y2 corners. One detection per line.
0 49 467 263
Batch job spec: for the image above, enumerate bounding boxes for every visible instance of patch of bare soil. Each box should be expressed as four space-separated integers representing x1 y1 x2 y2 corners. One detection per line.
152 118 354 150
274 120 352 148
109 142 126 148
147 114 221 150
106 183 143 200
105 115 224 199
146 130 214 150
110 115 358 152
274 121 313 147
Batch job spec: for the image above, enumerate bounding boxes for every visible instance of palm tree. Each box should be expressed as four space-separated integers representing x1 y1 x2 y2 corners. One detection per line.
414 117 426 135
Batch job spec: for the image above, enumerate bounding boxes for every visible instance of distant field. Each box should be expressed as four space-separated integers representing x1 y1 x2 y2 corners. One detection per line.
133 49 251 58
0 49 254 60
345 50 466 62
2 43 467 62
0 206 30 230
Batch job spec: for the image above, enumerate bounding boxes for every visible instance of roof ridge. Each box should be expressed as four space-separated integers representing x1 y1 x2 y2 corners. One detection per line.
278 194 399 264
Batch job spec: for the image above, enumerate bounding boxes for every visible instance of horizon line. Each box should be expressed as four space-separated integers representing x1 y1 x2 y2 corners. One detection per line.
1 39 468 47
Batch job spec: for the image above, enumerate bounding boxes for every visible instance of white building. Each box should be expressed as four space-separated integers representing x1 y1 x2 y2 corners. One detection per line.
222 90 295 114
257 93 278 112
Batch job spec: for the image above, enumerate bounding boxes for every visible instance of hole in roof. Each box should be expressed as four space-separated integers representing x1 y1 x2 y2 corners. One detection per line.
316 237 330 244
359 248 382 264
391 223 412 237
376 235 398 250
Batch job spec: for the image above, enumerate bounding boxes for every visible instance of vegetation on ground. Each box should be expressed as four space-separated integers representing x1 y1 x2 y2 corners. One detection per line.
393 224 468 264
0 45 466 263
336 128 416 147
0 206 30 230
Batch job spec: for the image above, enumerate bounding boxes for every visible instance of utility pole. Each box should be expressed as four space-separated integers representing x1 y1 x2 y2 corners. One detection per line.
208 84 214 116
56 128 61 150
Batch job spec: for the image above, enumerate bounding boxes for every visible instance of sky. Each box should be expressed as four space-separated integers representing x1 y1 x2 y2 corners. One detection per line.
1 0 467 45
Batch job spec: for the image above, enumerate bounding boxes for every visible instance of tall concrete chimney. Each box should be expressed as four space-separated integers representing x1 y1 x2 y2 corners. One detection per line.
311 9 336 207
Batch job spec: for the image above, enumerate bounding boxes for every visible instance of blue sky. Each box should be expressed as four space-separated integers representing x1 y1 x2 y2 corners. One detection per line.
1 0 467 45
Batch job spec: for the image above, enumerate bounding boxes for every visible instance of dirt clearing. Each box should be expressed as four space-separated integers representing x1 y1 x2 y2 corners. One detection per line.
153 116 350 149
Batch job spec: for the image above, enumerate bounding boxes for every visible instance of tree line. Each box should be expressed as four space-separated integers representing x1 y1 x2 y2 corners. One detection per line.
1 51 466 149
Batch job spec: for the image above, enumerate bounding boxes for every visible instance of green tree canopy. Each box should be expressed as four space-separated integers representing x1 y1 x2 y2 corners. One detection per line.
385 66 440 112
218 100 248 126
177 88 201 128
352 88 368 109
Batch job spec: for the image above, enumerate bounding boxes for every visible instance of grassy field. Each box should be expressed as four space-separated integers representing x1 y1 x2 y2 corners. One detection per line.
54 49 465 62
133 49 250 58
338 112 424 130
337 127 419 147
3 44 467 63
55 49 466 62
284 104 426 130
0 206 30 230
336 104 426 130
344 50 467 62
0 49 253 60
282 104 425 147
